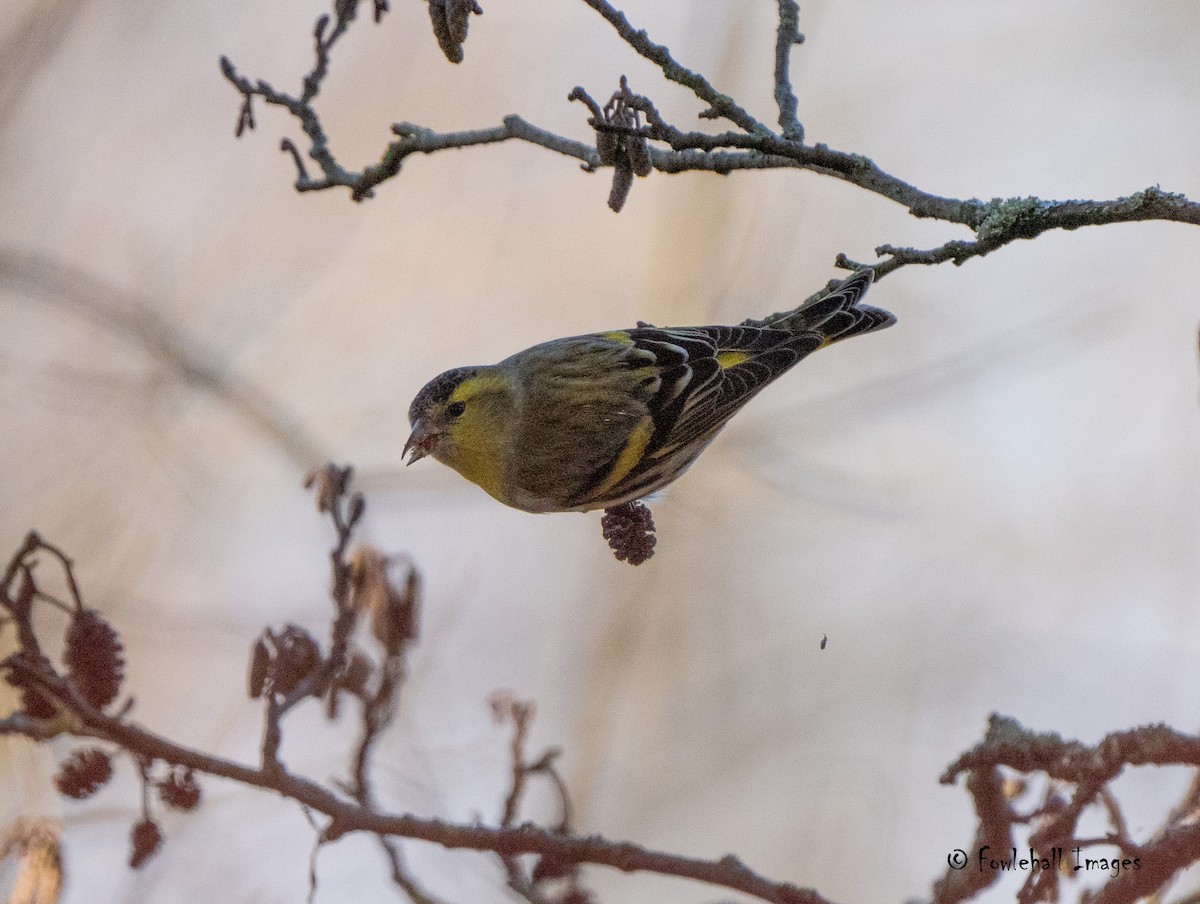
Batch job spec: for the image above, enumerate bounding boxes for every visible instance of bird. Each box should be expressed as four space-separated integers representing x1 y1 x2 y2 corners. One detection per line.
404 268 894 513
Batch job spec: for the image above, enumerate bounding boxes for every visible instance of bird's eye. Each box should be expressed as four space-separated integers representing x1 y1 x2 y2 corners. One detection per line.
446 401 467 419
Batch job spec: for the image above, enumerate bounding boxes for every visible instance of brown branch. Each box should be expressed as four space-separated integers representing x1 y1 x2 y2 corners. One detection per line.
934 714 1200 904
21 534 85 612
337 542 437 903
940 715 1200 785
1087 821 1200 904
12 489 1200 903
377 836 445 904
929 766 1015 904
0 701 833 904
498 698 535 830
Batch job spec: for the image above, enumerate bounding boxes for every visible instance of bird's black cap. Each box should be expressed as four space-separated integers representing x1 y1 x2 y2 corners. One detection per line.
408 367 477 424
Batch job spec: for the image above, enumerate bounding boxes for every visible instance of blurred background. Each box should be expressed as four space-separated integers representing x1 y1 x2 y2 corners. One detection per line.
2 0 1199 901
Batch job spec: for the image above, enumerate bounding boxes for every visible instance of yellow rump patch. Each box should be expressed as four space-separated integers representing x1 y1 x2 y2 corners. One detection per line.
716 349 750 368
598 331 631 343
589 416 654 499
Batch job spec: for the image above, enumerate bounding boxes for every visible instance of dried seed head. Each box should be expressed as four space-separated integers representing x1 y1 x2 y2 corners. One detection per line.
352 548 419 657
427 0 483 63
158 767 201 811
600 501 656 565
626 135 652 178
304 464 352 514
1001 776 1028 801
2 819 62 904
607 159 634 213
267 625 322 697
129 819 162 869
341 651 373 696
595 129 620 167
444 0 481 43
54 748 113 800
64 609 125 711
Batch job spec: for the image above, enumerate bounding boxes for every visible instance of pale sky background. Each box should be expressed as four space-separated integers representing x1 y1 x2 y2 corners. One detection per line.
2 1 1199 902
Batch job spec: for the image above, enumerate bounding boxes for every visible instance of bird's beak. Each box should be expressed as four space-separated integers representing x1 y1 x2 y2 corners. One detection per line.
403 420 440 465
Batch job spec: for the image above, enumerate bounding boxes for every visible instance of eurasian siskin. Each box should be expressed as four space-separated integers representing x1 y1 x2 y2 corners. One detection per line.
405 268 893 514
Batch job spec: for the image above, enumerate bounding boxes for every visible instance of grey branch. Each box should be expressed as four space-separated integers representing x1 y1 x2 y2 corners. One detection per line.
219 1 1200 273
773 0 803 140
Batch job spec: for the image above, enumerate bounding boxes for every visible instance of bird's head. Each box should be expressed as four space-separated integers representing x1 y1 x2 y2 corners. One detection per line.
405 366 514 500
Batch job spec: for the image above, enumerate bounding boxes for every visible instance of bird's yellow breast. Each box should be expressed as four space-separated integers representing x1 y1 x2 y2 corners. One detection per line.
442 373 510 503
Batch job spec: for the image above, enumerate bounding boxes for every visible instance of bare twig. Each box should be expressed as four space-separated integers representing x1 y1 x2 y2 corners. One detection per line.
1087 821 1200 904
940 715 1200 784
773 0 803 140
498 698 536 830
10 501 1200 902
930 766 1014 904
574 0 765 133
340 542 437 902
218 2 1200 270
2 698 836 904
20 534 85 611
935 714 1200 904
495 696 541 897
377 836 444 904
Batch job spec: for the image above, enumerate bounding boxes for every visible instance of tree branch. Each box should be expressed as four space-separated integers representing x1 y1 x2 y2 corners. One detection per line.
218 1 1200 273
0 700 835 904
572 0 766 133
773 0 803 140
0 472 836 904
9 489 1200 903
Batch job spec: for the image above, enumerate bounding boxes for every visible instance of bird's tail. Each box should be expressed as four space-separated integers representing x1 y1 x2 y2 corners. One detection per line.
769 268 896 345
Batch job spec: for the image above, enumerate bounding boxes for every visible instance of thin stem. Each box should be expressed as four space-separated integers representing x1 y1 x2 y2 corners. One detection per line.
574 0 767 133
216 0 1200 271
773 0 803 140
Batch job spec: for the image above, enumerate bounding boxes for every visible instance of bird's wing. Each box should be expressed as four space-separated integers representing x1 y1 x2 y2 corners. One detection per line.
521 271 895 509
629 324 820 460
561 324 816 508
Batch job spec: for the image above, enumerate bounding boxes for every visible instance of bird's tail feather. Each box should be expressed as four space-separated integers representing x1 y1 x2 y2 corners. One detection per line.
772 268 896 344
